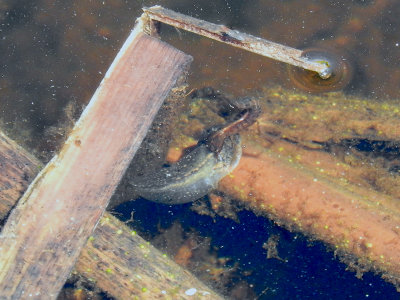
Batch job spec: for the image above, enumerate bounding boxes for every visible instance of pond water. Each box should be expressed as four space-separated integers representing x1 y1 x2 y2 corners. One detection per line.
1 0 399 299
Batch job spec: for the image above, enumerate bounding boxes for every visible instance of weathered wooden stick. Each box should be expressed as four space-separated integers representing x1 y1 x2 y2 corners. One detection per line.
76 212 222 299
143 5 331 78
0 132 223 299
0 19 192 298
0 131 42 222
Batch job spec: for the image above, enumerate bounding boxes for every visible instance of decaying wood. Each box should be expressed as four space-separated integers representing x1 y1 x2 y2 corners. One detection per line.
76 212 223 299
0 131 42 222
0 132 223 299
0 21 193 298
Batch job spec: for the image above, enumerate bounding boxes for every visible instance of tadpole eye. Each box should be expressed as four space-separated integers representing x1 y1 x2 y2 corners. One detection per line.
288 47 353 93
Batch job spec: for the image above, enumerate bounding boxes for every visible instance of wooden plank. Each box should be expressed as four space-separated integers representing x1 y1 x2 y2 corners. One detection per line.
76 212 223 299
0 131 223 299
0 26 192 298
0 131 41 221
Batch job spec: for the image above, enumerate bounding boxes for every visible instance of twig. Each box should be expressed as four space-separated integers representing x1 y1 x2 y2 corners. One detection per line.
143 5 331 78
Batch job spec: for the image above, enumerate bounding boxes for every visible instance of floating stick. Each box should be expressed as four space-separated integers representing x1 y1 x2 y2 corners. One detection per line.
143 6 332 79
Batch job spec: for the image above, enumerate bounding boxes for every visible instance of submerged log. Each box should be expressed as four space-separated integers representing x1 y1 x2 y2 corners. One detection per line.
76 211 222 299
0 132 223 299
165 87 400 290
0 19 194 298
220 137 400 287
216 88 400 288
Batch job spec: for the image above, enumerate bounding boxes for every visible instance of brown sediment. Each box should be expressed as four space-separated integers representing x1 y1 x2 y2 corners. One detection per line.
219 138 400 286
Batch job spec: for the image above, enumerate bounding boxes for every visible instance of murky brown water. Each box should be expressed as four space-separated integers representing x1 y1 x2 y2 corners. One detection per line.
1 0 399 298
1 0 399 154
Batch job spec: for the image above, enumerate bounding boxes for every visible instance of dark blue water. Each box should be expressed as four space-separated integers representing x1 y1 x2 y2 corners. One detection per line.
115 199 399 299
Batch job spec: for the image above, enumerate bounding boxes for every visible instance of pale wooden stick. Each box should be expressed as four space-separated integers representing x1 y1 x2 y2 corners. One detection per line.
143 5 331 78
0 20 192 299
0 131 223 299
